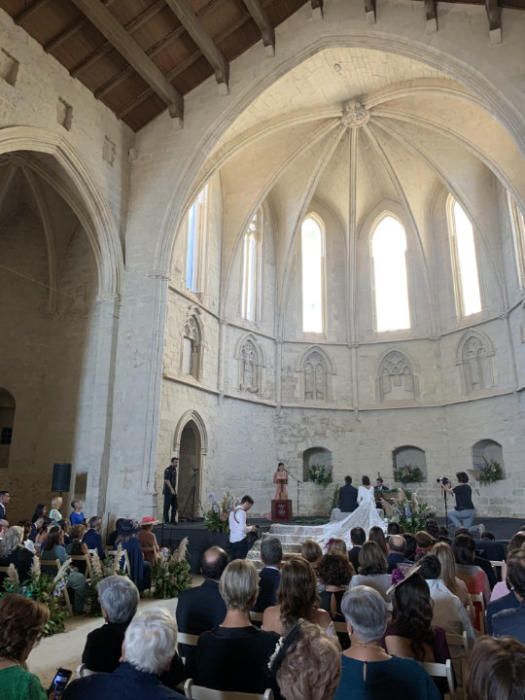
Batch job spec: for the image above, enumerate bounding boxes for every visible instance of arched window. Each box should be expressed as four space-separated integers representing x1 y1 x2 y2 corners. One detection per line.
447 196 482 317
185 184 208 292
301 215 324 334
241 209 261 322
507 191 525 288
458 331 494 393
0 388 15 469
371 216 410 332
378 350 416 401
303 349 328 401
182 314 202 380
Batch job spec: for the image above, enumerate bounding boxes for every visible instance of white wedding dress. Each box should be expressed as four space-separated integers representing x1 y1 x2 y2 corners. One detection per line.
270 485 386 549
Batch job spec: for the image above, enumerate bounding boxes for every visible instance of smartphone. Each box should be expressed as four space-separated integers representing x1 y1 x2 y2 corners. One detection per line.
48 668 72 698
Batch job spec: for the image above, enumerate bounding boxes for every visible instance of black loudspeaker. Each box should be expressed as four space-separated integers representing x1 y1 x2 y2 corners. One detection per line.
52 463 72 493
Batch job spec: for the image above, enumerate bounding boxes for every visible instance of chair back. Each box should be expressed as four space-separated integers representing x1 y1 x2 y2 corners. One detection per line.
184 679 273 700
249 611 263 623
469 592 486 634
423 659 455 699
446 631 469 687
178 632 200 646
70 554 93 578
108 549 131 575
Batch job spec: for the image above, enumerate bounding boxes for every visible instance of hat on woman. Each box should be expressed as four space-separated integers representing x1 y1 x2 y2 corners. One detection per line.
117 519 137 535
140 516 159 527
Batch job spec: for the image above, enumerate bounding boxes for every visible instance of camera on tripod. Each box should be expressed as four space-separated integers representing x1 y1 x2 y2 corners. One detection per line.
436 476 450 486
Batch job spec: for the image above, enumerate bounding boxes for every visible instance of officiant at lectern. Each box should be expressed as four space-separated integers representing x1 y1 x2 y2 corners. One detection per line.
273 462 289 500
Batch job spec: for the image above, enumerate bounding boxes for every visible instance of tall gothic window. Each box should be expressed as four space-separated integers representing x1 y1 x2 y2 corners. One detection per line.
507 191 525 288
185 184 208 292
241 209 261 322
372 215 411 332
447 196 482 317
301 215 324 333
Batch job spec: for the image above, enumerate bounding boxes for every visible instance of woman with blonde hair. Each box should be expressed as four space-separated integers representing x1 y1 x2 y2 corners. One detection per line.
49 496 63 524
432 541 470 607
262 557 333 636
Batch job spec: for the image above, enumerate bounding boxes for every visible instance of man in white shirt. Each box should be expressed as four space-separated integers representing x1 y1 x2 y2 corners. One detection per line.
229 495 255 560
418 554 475 647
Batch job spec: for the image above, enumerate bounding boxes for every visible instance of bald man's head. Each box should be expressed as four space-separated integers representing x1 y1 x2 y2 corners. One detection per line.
201 546 229 580
388 534 407 554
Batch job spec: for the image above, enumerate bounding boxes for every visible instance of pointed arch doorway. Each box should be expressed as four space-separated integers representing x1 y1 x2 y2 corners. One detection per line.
174 411 207 520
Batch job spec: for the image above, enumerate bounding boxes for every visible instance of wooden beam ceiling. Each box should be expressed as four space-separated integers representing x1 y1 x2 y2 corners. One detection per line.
164 0 229 87
69 0 184 119
242 0 275 51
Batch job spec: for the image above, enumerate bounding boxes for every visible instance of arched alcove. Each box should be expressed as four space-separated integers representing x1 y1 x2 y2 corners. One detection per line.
393 445 427 483
173 411 208 520
0 388 15 469
303 446 332 482
472 439 504 474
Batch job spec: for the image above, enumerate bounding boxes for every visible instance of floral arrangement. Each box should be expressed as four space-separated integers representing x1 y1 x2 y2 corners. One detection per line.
307 464 333 488
152 537 192 599
477 458 504 485
393 464 425 484
389 491 436 533
1 560 67 636
204 491 237 533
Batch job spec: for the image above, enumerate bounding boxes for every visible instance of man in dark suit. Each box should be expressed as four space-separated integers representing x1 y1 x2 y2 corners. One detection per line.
349 527 366 572
253 536 282 612
338 476 358 513
0 491 10 521
387 535 412 573
163 457 178 524
176 546 228 661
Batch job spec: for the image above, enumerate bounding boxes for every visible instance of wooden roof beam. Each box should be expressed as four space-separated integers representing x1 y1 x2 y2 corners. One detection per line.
242 0 275 54
424 0 438 33
14 0 50 24
71 0 165 77
485 0 502 42
364 0 376 23
164 0 229 90
70 0 183 120
44 0 116 53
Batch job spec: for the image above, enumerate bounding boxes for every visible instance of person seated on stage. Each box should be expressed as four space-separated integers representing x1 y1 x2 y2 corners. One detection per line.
0 594 49 700
65 609 185 700
301 539 323 568
327 538 347 558
262 557 334 637
272 621 341 700
453 534 491 623
176 546 228 662
350 542 392 601
384 572 451 676
253 536 282 613
334 586 440 700
273 462 289 501
432 541 470 608
490 531 525 602
414 531 436 561
318 554 354 621
0 526 35 585
82 516 106 560
115 519 151 592
190 560 279 694
137 516 161 566
331 476 358 521
40 525 67 576
417 554 475 645
466 636 525 700
487 550 525 641
368 526 388 557
69 500 86 526
228 495 256 560
375 477 389 509
387 535 412 574
349 528 366 573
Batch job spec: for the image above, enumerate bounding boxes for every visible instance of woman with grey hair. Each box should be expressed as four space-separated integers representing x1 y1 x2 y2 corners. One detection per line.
333 585 440 700
0 526 34 583
64 609 185 700
191 559 279 693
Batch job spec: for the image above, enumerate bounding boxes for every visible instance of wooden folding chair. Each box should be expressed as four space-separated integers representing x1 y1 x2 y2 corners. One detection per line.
70 554 93 580
446 631 469 687
469 592 486 634
423 659 455 699
41 558 73 615
184 679 273 700
107 549 131 575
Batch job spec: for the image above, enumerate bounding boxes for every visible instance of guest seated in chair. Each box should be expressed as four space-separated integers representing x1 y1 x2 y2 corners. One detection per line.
137 516 161 565
40 525 67 576
466 636 525 700
334 586 440 700
65 609 185 700
318 554 354 621
0 526 34 584
488 550 525 642
350 542 392 601
190 559 279 694
349 527 366 573
253 536 282 613
387 535 412 574
176 546 228 662
82 516 105 560
115 519 150 592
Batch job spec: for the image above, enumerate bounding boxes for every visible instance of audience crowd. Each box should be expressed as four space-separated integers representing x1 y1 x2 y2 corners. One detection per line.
1 486 525 700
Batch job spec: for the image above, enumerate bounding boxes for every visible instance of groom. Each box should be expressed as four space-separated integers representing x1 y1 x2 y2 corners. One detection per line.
330 476 358 521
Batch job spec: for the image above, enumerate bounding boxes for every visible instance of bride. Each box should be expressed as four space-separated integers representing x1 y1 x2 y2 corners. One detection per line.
272 475 386 548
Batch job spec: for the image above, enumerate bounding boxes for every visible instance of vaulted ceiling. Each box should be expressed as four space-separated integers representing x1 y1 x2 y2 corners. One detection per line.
1 0 523 132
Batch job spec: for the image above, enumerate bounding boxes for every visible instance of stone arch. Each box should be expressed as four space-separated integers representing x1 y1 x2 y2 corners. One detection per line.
456 330 495 393
377 350 417 401
173 410 208 519
298 346 335 401
181 310 203 380
173 409 208 455
0 126 122 298
234 334 264 394
302 446 332 483
393 445 427 482
472 438 504 474
155 30 525 277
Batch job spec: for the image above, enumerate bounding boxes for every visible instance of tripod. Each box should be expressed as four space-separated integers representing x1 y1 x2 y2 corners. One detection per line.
442 485 449 527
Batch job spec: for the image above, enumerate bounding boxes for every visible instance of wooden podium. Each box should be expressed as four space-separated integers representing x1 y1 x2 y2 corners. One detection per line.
271 499 292 521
